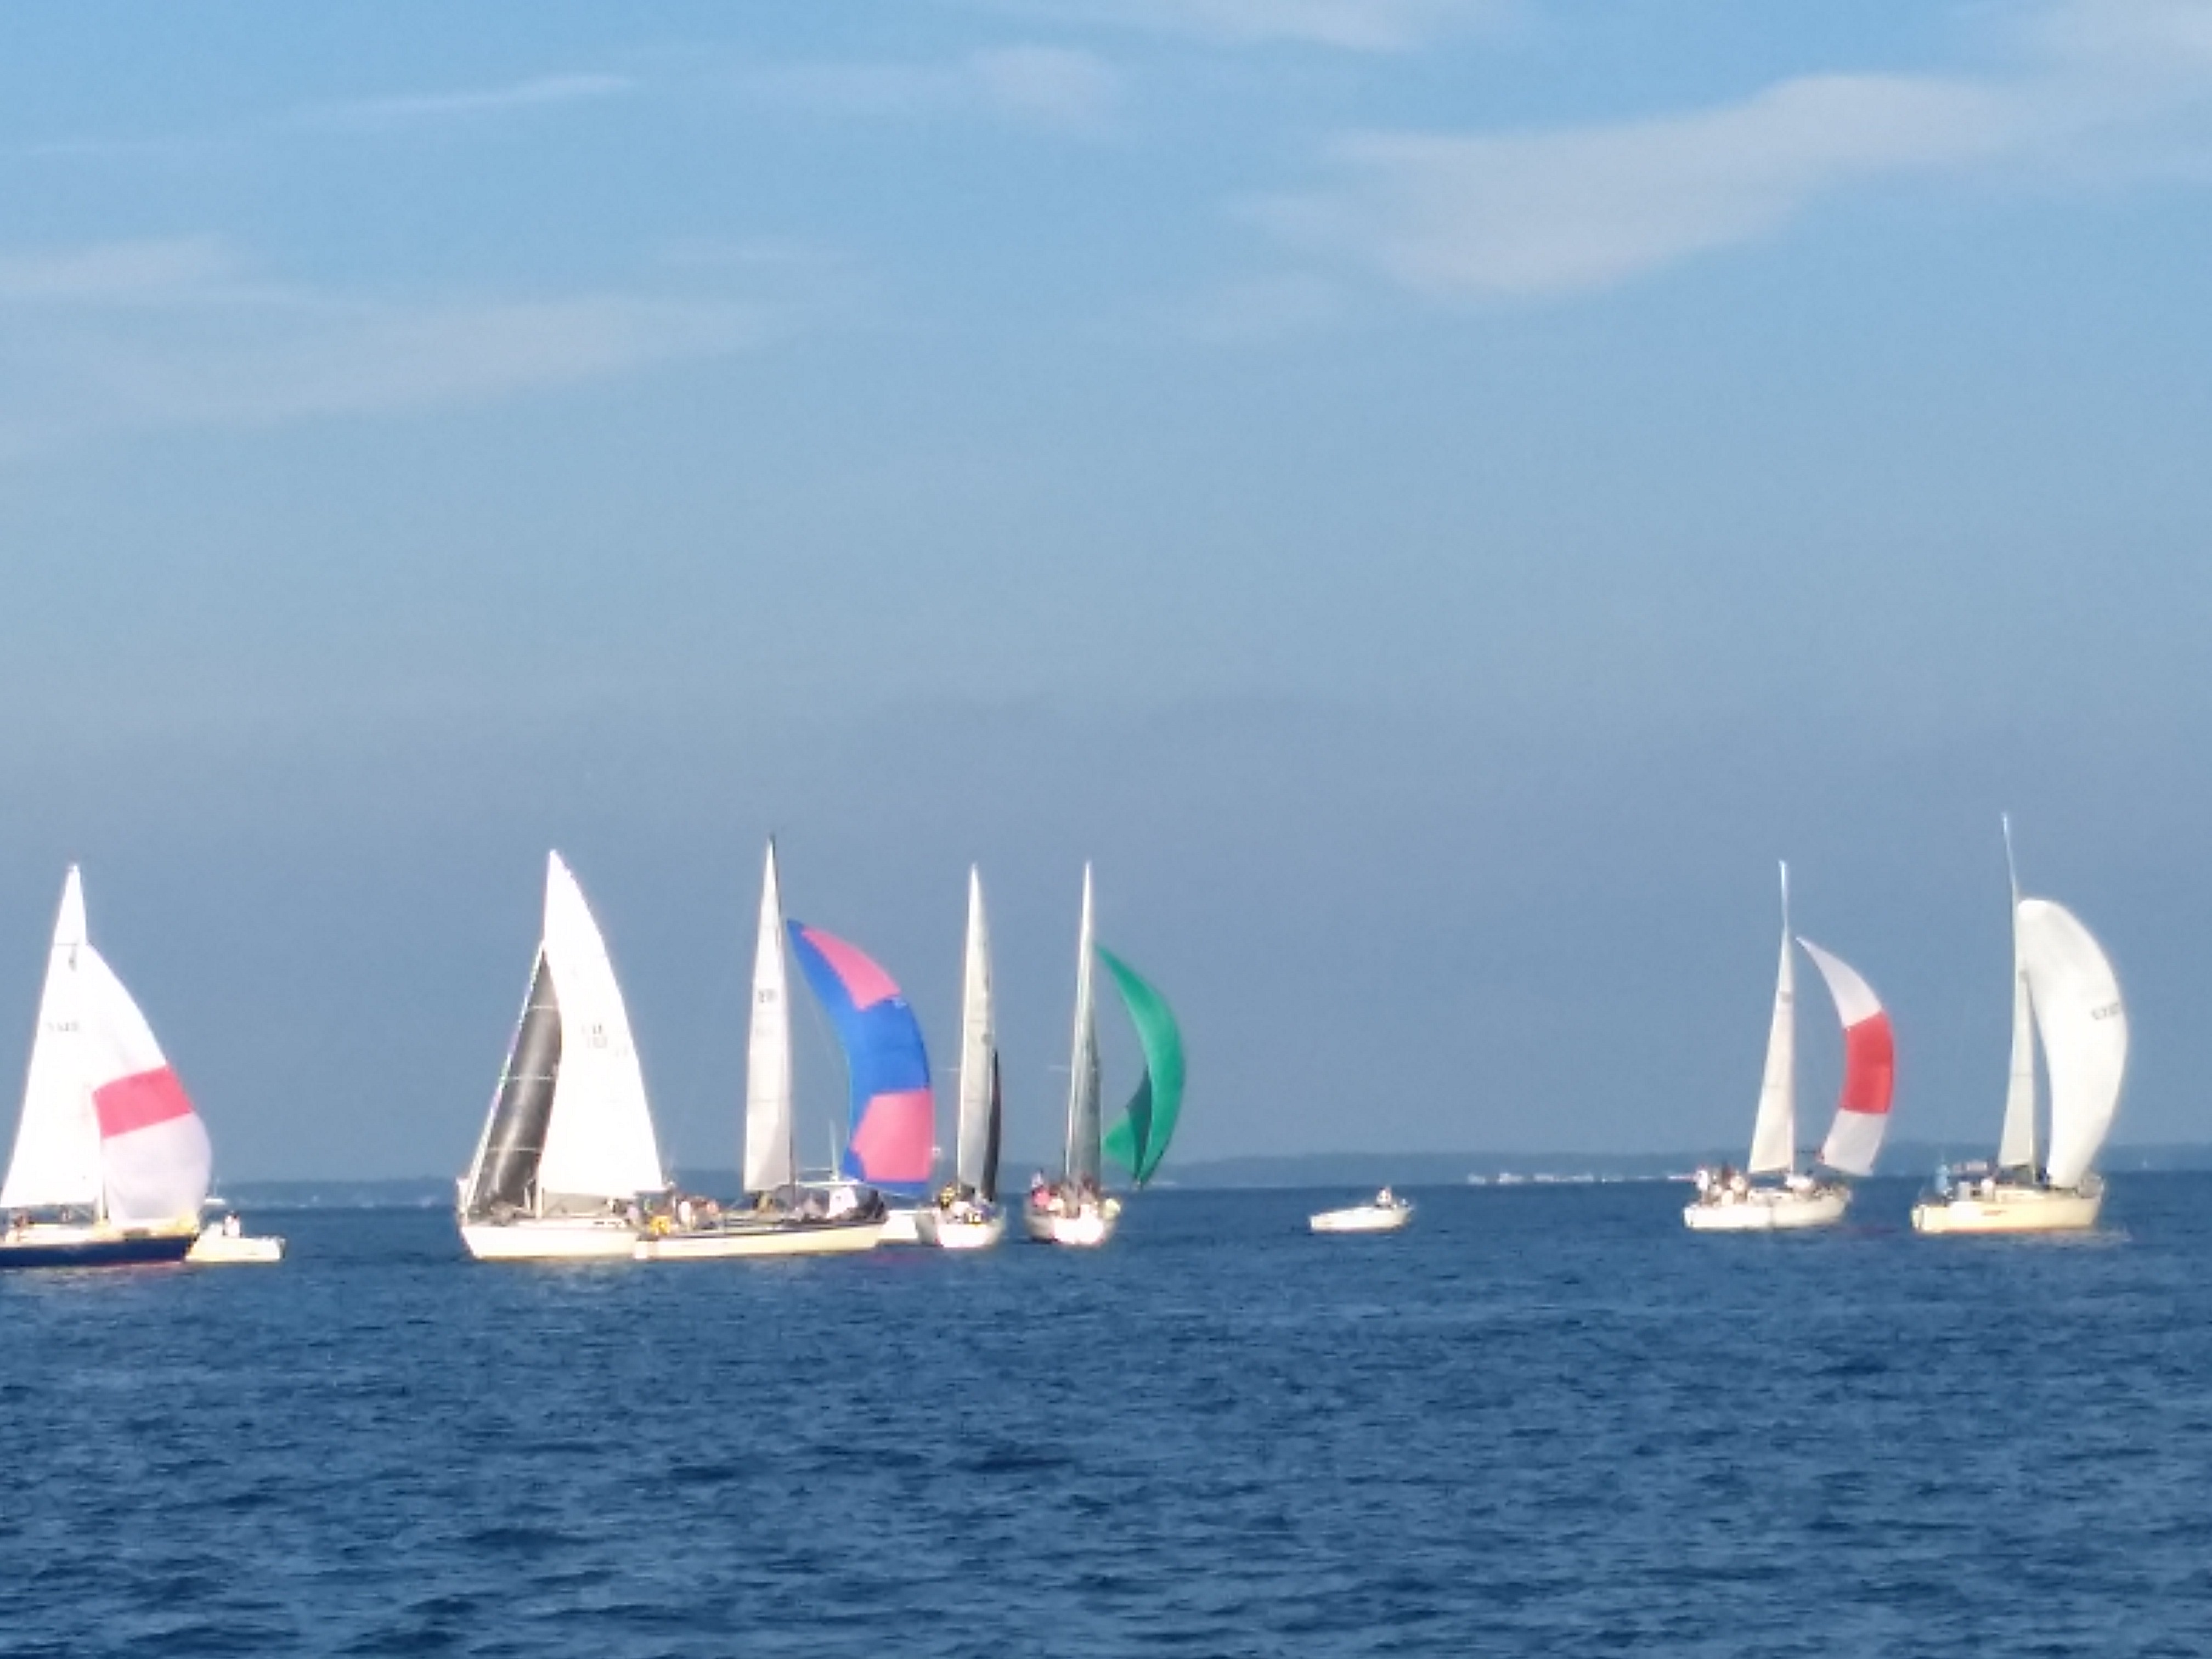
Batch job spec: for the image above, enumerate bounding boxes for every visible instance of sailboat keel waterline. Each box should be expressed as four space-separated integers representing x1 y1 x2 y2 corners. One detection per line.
1910 1175 2103 1235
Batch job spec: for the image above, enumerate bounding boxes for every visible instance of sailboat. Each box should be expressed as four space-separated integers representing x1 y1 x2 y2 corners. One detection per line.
1 866 216 1269
1911 822 2127 1234
634 840 886 1259
917 866 1005 1250
457 852 666 1261
1025 865 1186 1246
1684 864 1896 1232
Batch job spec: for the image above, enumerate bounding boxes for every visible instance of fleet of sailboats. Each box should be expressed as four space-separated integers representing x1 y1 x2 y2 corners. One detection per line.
5 816 2165 1272
1685 864 1896 1232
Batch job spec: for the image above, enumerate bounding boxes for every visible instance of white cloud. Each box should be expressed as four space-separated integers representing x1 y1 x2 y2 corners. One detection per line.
729 46 1121 132
293 73 635 131
1252 0 2212 302
0 239 759 445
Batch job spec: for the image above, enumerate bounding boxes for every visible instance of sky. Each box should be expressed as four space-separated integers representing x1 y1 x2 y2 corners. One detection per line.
2 1 2211 1180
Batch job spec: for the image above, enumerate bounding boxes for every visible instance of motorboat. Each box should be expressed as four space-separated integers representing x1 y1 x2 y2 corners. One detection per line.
1310 1188 1414 1234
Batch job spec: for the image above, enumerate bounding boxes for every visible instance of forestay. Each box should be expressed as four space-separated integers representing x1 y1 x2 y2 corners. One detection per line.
2019 898 2126 1191
1797 938 1896 1177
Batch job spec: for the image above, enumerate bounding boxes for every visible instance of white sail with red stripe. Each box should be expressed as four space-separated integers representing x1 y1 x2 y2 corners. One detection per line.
1 867 213 1223
1796 938 1896 1177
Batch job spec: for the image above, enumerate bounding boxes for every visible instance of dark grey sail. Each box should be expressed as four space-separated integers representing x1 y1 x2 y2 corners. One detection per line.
981 1053 1002 1204
465 952 563 1216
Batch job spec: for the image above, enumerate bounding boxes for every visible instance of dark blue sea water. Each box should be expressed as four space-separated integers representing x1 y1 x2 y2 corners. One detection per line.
5 1177 2212 1657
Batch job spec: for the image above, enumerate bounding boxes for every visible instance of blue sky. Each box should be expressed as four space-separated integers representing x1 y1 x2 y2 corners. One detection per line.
2 1 2210 1179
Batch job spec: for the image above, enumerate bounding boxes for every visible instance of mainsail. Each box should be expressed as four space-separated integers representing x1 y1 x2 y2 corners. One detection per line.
743 841 797 1195
1061 865 1102 1187
788 921 934 1189
1745 863 1796 1176
2019 898 2126 1191
2 866 213 1223
1797 937 1896 1177
1996 817 2038 1172
1099 947 1186 1188
955 867 1000 1200
463 853 661 1216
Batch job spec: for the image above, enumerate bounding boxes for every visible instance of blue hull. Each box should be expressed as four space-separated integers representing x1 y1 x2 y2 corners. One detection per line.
0 1232 195 1270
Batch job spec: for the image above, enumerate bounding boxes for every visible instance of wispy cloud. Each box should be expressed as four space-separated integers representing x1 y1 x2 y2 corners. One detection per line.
730 46 1121 133
0 238 759 447
989 0 1505 52
291 72 636 131
1252 0 2212 302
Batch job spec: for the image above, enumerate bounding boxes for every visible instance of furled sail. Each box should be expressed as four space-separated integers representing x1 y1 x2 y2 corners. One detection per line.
534 852 663 1206
1062 865 1102 1188
788 921 934 1189
1745 864 1796 1176
743 841 797 1195
1099 947 1186 1188
1797 938 1896 1177
955 867 1000 1199
3 868 212 1223
2019 898 2126 1191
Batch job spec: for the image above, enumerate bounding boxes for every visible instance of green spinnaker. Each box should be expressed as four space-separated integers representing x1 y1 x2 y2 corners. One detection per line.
1098 946 1184 1187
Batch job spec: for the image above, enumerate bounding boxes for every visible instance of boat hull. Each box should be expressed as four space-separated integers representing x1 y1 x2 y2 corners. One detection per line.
914 1207 1005 1250
460 1217 641 1261
1911 1177 2104 1234
1310 1203 1413 1234
1683 1186 1850 1232
632 1216 885 1260
1022 1200 1120 1247
188 1227 285 1264
0 1222 197 1270
876 1207 925 1246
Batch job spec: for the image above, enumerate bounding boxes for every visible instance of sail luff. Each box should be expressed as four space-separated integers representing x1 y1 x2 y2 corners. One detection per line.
1745 862 1797 1176
743 840 797 1194
1 867 102 1211
1063 865 1102 1186
956 867 996 1195
1996 819 2038 1171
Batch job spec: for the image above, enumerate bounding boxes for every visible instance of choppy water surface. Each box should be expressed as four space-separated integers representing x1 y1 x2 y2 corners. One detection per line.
5 1178 2212 1656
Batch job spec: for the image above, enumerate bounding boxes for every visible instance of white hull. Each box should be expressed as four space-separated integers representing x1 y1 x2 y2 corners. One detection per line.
1310 1203 1413 1234
1911 1177 2104 1234
1023 1200 1119 1247
633 1218 884 1260
460 1216 640 1261
1683 1185 1850 1232
914 1207 1005 1250
188 1226 285 1263
876 1207 925 1246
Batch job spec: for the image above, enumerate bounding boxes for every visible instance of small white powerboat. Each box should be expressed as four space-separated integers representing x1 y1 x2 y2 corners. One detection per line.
187 1216 285 1263
1310 1189 1413 1234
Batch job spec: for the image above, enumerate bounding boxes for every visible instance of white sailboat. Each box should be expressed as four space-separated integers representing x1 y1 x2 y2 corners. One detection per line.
1912 822 2126 1234
634 840 884 1260
458 852 665 1261
1685 864 1896 1232
1025 864 1122 1247
2 867 219 1269
917 867 1006 1250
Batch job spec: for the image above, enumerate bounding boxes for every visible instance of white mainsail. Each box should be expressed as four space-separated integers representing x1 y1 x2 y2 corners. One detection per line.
1745 862 1796 1176
955 866 996 1196
534 852 664 1205
1996 817 2038 1171
1062 864 1102 1187
2019 898 2126 1192
743 840 797 1194
2 868 101 1211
